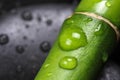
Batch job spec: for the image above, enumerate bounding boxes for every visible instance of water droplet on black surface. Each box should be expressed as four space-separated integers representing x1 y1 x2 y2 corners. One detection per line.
40 41 51 52
16 65 23 73
23 36 27 40
0 34 9 45
46 19 52 26
21 11 33 21
11 9 17 14
37 16 42 22
31 40 34 43
25 24 30 28
16 45 25 54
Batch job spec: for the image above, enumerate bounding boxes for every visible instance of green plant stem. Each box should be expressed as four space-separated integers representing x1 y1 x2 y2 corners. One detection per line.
35 0 120 80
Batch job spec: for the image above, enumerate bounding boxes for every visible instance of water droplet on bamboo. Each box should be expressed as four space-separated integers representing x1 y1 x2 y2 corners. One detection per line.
0 34 9 45
105 1 112 7
102 52 108 63
44 64 50 68
47 72 52 76
59 56 77 70
59 27 87 51
94 23 104 36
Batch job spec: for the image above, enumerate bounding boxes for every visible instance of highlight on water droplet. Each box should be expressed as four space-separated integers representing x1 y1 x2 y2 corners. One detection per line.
0 34 9 45
86 18 93 22
105 1 112 7
59 26 87 51
47 72 52 76
21 11 33 21
102 52 108 63
94 23 105 36
44 64 50 68
59 56 77 70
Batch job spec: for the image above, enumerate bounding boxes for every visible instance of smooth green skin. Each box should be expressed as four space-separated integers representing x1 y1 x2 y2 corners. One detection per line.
76 0 120 28
35 0 119 80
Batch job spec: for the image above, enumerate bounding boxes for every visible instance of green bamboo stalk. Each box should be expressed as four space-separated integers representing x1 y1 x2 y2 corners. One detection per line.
35 0 120 80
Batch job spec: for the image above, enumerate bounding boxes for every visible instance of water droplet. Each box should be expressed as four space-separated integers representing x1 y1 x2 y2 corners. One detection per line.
102 52 108 63
25 24 30 28
105 1 112 7
37 16 42 22
21 11 33 21
86 18 93 22
16 45 25 54
67 20 74 24
16 65 23 73
0 34 9 45
44 64 50 68
94 23 105 35
10 9 17 14
46 19 52 26
59 56 77 70
88 18 93 21
23 36 27 40
31 40 34 43
47 72 52 76
40 41 51 52
59 27 87 51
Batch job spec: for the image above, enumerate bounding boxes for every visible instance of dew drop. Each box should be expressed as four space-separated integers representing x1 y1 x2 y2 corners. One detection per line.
86 18 93 22
23 36 27 40
59 27 87 51
40 41 51 52
16 65 23 73
21 11 33 21
44 64 50 68
102 52 108 63
37 16 42 22
59 56 77 70
25 24 30 28
105 1 112 7
94 23 105 36
16 45 25 54
46 19 52 26
47 72 52 76
0 34 9 45
10 9 17 14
